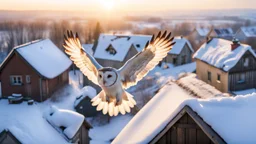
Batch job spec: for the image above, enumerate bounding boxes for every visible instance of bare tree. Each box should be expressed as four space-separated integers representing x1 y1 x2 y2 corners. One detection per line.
27 21 48 41
50 20 71 50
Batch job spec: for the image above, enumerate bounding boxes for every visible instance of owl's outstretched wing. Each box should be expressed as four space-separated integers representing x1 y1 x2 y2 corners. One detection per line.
118 31 175 89
63 30 102 85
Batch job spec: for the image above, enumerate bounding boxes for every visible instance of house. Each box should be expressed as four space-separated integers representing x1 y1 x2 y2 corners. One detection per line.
113 84 256 144
235 26 256 41
74 86 99 117
0 39 72 102
235 26 256 51
165 37 194 66
87 34 151 90
188 28 210 51
93 34 151 69
0 100 91 144
208 28 234 40
193 38 256 93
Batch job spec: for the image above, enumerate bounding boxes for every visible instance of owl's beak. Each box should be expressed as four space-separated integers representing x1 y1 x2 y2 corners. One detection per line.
103 80 106 85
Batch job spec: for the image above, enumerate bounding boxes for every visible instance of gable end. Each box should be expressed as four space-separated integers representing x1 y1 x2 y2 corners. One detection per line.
150 106 226 144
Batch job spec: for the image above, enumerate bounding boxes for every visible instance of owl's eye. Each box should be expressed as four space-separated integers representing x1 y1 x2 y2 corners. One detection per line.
99 75 102 78
107 75 112 78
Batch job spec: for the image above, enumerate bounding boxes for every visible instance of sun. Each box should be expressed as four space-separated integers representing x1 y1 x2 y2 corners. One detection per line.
100 0 115 10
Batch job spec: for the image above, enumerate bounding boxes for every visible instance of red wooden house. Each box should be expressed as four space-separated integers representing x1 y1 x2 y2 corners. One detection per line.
0 39 72 102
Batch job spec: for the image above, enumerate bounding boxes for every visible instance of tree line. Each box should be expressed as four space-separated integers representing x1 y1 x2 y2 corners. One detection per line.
0 20 103 54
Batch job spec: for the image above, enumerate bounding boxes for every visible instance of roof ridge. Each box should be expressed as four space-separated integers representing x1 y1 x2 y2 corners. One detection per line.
14 39 47 49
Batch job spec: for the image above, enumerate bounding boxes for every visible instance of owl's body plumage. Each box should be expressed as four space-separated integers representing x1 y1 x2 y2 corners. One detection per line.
63 30 175 116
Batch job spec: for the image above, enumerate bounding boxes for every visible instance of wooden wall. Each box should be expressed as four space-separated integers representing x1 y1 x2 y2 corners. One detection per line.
229 51 256 91
0 52 42 101
156 113 214 144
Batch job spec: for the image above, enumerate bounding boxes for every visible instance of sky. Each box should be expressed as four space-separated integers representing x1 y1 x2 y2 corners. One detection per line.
1 0 256 12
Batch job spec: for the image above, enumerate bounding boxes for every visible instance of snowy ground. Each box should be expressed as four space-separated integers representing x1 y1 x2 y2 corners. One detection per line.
233 88 256 96
40 70 83 110
88 114 133 144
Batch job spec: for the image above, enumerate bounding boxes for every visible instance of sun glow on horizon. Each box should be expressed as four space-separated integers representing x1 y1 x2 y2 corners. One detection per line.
100 0 115 10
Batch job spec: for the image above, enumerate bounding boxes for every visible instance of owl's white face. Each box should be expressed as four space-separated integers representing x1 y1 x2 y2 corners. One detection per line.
98 69 117 87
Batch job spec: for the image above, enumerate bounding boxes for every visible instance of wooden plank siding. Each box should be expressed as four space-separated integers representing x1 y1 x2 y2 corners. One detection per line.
229 51 256 91
156 113 213 144
151 106 226 144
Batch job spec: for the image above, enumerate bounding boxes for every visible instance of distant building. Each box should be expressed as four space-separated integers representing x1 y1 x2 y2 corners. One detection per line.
93 34 193 68
0 100 92 144
188 28 210 51
208 28 234 40
93 34 151 69
86 34 194 89
0 39 72 102
165 37 194 66
235 26 256 41
194 38 256 93
235 26 256 52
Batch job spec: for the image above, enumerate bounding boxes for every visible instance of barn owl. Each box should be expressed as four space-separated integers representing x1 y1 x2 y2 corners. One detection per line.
63 30 175 116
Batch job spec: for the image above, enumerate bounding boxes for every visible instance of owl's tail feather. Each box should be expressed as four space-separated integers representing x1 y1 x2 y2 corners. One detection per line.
91 91 136 116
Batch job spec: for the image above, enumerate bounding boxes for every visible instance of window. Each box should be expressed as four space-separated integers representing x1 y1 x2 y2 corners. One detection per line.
237 73 245 84
105 45 117 55
10 75 22 85
217 74 221 82
173 58 177 65
207 71 211 81
244 58 249 67
26 75 31 84
181 55 186 65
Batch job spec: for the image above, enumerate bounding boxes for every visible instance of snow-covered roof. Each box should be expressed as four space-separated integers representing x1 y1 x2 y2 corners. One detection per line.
74 86 97 107
212 28 234 37
94 34 134 62
0 100 69 144
169 37 194 55
94 34 193 62
193 38 256 71
196 28 210 36
15 39 72 79
114 84 256 144
44 106 85 139
240 26 256 37
113 84 193 144
82 44 94 55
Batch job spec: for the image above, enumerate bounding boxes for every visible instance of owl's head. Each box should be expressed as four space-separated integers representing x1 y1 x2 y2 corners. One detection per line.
98 68 117 87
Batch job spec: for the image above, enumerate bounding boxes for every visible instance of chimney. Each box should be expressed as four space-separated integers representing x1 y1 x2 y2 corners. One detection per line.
231 38 240 51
